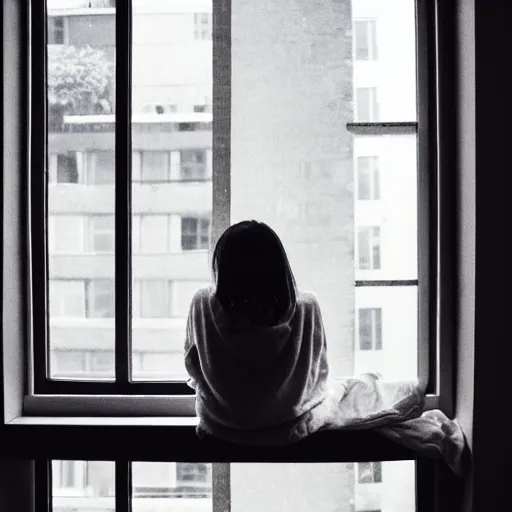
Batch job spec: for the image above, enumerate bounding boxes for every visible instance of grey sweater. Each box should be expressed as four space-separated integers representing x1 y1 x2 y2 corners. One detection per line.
184 287 330 445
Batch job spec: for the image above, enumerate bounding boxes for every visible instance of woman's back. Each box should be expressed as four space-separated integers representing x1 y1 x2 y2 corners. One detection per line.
184 286 330 444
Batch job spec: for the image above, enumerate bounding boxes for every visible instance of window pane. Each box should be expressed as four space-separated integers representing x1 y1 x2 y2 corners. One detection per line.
132 462 212 509
131 1 213 380
352 2 416 121
354 135 417 281
230 462 415 511
231 0 417 379
355 286 417 379
52 460 115 512
47 1 115 380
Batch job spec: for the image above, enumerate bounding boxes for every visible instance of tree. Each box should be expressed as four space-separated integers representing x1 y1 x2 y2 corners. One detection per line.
47 45 114 130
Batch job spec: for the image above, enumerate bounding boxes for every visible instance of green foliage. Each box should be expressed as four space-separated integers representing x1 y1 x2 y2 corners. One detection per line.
47 45 114 115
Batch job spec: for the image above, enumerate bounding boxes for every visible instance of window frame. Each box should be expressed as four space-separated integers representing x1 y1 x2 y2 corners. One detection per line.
22 0 447 417
0 0 458 510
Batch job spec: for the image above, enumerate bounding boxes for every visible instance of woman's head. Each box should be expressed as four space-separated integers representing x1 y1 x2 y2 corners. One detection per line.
212 220 297 325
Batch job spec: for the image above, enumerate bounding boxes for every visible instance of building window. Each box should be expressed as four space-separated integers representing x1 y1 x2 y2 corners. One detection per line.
180 150 207 181
357 226 381 270
86 280 115 318
354 19 378 61
357 462 382 483
194 13 212 40
48 16 65 45
140 151 170 183
87 215 114 253
132 280 172 318
87 151 114 185
356 87 380 122
358 308 382 351
55 153 79 183
49 280 86 318
134 215 170 254
181 217 210 251
357 156 380 200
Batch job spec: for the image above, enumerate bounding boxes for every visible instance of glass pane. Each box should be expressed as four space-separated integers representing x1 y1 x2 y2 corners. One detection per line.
230 462 415 511
132 462 212 510
354 135 418 281
47 0 116 381
231 0 418 379
52 460 114 512
355 286 417 380
131 1 213 380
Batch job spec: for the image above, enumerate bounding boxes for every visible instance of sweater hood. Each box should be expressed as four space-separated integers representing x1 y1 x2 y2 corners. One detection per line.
206 287 296 367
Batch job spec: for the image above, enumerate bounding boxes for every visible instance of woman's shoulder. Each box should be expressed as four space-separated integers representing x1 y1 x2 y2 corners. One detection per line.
297 290 319 305
192 285 214 304
296 290 321 315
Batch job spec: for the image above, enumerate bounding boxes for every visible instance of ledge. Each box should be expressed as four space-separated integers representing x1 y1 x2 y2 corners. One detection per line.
0 421 416 462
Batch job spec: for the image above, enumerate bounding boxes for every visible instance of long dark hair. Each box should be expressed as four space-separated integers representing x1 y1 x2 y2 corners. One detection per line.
212 220 297 325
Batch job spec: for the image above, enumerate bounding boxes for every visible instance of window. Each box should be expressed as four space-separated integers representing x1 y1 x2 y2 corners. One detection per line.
194 13 212 40
357 156 380 200
33 0 430 425
48 16 65 45
49 280 86 317
11 0 446 507
357 227 381 270
357 461 382 483
87 151 115 185
181 217 210 250
358 308 383 351
86 280 115 318
49 461 414 510
132 279 172 318
55 153 79 183
356 87 380 122
52 461 115 505
354 19 378 61
87 215 114 253
180 149 207 181
139 151 170 183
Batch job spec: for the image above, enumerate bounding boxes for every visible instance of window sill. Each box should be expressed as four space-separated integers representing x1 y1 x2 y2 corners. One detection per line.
1 417 417 462
21 394 439 418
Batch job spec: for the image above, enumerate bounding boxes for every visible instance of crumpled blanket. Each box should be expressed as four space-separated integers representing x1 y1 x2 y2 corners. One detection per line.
310 373 466 477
